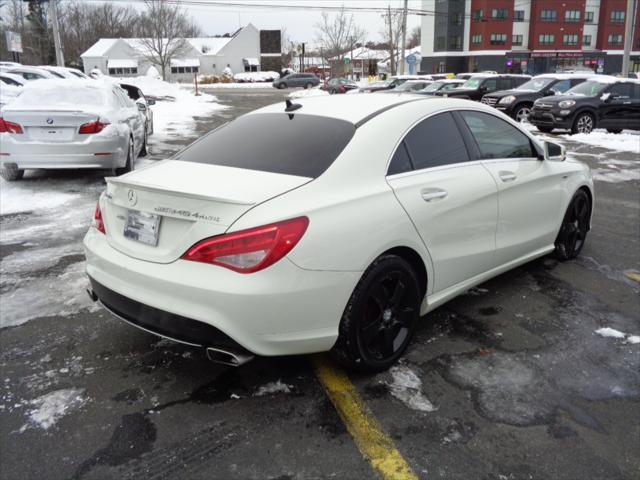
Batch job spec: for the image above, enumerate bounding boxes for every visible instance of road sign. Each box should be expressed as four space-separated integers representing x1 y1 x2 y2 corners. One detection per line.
406 54 417 65
5 31 22 53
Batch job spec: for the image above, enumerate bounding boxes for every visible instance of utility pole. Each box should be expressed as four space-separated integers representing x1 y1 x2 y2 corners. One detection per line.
400 0 408 75
621 0 635 76
50 0 65 66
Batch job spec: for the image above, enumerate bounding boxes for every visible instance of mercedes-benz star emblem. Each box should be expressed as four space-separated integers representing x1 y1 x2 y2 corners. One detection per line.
127 189 137 206
46 118 54 125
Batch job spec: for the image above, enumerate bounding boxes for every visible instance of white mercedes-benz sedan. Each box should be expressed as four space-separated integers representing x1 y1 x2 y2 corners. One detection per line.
84 94 594 371
0 79 146 181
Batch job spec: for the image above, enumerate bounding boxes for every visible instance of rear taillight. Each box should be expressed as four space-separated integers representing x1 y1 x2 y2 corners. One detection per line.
181 217 309 273
0 118 23 134
79 120 108 134
94 201 106 234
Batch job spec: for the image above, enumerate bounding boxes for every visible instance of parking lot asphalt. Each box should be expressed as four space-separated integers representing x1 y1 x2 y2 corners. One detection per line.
1 90 639 480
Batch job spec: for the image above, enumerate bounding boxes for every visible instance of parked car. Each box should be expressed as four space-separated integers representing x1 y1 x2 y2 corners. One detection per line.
0 80 146 181
434 74 531 101
7 66 57 81
325 77 358 94
39 65 90 79
0 61 22 71
481 74 594 122
84 94 593 371
0 72 26 110
120 83 155 135
628 72 640 80
528 77 640 134
379 79 433 93
416 79 465 95
359 75 430 93
0 72 26 87
273 73 320 89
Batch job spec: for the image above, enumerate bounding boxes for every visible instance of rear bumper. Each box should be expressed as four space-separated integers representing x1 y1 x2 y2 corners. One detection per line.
83 227 360 356
1 153 121 169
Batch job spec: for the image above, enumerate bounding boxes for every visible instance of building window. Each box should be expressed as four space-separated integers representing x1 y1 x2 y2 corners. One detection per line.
585 11 594 23
514 10 525 22
435 36 446 50
539 34 555 45
610 11 625 23
540 10 557 22
471 34 482 45
108 67 138 75
512 34 523 46
170 66 199 74
608 34 623 45
473 9 483 21
492 8 508 20
244 65 258 72
563 34 578 46
490 34 507 45
565 10 580 22
450 36 463 49
583 35 592 46
451 13 463 25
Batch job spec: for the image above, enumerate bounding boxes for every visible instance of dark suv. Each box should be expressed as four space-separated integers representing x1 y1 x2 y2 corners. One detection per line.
434 74 530 101
528 78 640 134
481 74 593 122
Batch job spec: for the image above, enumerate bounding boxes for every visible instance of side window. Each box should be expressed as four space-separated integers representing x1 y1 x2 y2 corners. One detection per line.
498 78 512 90
403 112 469 170
609 83 632 99
387 142 413 175
551 79 571 93
460 111 536 159
483 78 498 92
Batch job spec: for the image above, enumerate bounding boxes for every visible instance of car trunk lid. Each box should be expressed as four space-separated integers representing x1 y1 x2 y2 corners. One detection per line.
102 159 312 263
2 107 102 143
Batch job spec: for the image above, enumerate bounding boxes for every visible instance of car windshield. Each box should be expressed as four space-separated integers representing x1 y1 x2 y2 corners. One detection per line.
565 80 607 96
394 82 424 92
517 77 554 91
11 85 109 107
174 113 356 179
422 81 444 92
461 78 481 89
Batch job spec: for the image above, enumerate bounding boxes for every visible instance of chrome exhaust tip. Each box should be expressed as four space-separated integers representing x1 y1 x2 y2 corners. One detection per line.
206 347 254 367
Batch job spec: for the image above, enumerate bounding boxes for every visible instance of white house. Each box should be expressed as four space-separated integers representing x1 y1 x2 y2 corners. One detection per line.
81 24 281 81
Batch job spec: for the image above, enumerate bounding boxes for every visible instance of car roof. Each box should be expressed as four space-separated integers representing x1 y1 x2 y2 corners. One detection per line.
8 66 55 76
439 79 464 83
533 73 599 80
0 72 27 84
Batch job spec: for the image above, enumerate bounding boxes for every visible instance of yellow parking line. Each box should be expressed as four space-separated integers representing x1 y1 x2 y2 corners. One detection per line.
624 271 640 283
312 355 418 480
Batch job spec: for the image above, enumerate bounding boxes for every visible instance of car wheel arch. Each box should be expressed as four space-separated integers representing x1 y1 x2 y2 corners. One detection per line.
382 246 429 299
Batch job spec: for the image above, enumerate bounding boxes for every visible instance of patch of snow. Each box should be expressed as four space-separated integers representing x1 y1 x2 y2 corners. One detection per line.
20 388 85 431
591 167 640 183
560 130 640 154
254 380 292 396
0 187 81 215
288 87 329 99
198 82 277 89
627 336 640 344
233 71 279 83
387 365 436 412
595 327 626 339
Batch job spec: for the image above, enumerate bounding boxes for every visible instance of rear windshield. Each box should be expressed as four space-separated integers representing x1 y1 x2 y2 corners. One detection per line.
174 113 355 178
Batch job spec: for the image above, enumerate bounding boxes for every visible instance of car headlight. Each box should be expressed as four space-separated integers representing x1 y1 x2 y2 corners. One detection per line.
498 95 516 105
558 100 576 108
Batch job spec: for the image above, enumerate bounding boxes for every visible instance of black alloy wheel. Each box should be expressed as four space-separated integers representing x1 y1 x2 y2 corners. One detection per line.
555 190 591 260
331 255 421 371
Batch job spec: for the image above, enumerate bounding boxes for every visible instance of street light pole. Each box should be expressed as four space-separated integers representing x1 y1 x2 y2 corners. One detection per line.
621 0 635 76
400 0 408 75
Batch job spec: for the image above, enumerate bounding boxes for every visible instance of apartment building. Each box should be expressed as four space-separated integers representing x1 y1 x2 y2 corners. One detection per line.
420 0 640 75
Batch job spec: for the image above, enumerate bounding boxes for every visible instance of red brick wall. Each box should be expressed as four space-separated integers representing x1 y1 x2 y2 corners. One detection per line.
469 0 514 50
528 0 586 50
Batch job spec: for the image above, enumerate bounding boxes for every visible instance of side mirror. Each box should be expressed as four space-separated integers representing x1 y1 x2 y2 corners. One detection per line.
545 89 556 96
544 141 566 162
146 98 155 106
137 103 147 112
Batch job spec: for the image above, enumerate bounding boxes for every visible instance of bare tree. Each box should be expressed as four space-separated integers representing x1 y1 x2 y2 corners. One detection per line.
314 6 366 59
407 26 420 49
137 0 201 80
380 5 404 75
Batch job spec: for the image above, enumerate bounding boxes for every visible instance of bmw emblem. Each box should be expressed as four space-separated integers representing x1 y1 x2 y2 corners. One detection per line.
127 189 137 206
46 118 54 125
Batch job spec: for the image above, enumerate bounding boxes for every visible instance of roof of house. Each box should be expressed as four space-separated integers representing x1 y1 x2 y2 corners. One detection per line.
331 47 389 61
82 38 120 57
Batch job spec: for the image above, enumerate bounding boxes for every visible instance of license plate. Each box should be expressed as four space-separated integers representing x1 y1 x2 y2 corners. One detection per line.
27 127 74 141
123 210 161 246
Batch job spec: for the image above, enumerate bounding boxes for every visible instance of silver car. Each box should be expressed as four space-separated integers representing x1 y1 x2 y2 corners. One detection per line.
0 80 146 181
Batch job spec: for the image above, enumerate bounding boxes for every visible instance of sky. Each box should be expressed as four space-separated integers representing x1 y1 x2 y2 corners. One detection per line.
99 0 423 45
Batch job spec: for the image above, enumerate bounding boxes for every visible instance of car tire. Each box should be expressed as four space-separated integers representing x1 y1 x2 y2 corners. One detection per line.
330 254 421 372
536 126 554 133
139 128 148 158
278 83 287 89
513 104 532 123
115 138 134 176
606 129 622 134
304 82 313 89
554 189 591 261
571 112 595 134
0 165 24 182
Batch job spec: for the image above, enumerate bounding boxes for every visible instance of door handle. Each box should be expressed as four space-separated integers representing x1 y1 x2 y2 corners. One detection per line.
499 171 517 182
420 188 448 202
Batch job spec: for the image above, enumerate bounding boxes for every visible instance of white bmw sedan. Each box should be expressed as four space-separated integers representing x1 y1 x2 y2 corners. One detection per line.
84 95 594 371
0 80 146 181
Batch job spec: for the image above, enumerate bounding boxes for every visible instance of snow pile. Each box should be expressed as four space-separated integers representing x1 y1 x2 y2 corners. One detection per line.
0 84 22 108
387 365 436 412
595 327 640 344
254 380 292 396
20 388 86 431
561 130 640 154
233 71 279 83
0 186 80 215
288 87 329 99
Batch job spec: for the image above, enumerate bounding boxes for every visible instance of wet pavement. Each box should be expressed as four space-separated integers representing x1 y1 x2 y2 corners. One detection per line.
0 90 638 480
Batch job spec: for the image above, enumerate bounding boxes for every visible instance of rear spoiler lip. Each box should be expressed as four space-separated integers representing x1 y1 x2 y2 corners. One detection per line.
105 176 256 206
